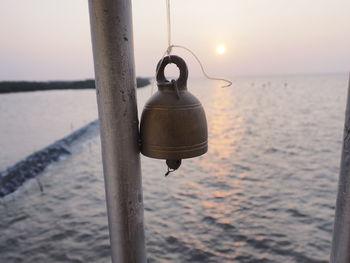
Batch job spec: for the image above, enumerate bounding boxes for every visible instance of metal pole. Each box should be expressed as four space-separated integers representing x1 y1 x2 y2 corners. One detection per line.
331 73 350 263
88 1 146 262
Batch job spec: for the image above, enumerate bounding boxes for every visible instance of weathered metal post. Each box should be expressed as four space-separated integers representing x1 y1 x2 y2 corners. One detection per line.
88 0 147 262
331 73 350 263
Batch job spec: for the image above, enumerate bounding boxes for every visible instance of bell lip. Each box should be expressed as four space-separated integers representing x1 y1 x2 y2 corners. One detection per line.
140 144 208 160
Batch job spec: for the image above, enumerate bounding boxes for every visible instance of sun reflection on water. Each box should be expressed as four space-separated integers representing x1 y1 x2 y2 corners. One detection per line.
206 84 244 162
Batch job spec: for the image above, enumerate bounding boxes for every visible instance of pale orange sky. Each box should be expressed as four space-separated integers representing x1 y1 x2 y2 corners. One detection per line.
0 0 349 80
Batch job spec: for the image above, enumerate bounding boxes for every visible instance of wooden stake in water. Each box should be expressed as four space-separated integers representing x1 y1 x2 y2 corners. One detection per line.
331 73 350 263
88 0 147 262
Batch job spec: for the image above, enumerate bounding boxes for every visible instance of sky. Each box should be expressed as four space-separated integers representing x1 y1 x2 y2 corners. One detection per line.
0 0 349 81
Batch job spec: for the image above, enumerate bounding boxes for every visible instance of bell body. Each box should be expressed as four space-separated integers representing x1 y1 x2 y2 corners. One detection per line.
140 55 208 160
140 88 207 160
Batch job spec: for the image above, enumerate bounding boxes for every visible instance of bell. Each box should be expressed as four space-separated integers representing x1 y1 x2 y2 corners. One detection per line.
140 55 208 174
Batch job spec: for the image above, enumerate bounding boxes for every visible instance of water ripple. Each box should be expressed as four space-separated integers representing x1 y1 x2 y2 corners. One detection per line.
0 75 348 262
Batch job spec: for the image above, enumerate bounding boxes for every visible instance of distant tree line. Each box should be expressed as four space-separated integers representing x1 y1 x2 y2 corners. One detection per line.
0 78 151 94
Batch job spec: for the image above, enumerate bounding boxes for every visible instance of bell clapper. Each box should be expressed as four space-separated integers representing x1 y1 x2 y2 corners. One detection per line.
165 159 182 176
164 167 174 177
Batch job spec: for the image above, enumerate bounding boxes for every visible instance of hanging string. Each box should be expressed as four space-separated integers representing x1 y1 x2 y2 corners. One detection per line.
151 0 232 95
166 0 172 53
172 45 232 87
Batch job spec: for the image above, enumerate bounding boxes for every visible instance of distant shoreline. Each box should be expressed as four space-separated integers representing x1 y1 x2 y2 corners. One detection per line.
0 78 151 94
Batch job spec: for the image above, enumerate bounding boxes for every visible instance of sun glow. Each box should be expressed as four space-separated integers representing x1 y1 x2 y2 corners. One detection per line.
216 44 226 55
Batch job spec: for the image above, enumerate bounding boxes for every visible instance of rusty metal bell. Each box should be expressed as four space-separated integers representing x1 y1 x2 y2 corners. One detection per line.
140 55 208 173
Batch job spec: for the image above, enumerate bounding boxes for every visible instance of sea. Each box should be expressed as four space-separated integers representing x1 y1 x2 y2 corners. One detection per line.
0 74 348 262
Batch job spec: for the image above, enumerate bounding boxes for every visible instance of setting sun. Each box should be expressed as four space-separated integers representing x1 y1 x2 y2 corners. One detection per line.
216 44 226 55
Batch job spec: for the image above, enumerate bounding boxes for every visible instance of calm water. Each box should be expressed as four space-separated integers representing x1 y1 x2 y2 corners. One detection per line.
0 74 348 262
0 89 98 171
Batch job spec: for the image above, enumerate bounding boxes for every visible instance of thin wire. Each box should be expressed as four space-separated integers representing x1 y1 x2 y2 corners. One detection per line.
150 0 232 95
151 45 232 94
171 44 232 88
166 0 172 52
150 0 172 95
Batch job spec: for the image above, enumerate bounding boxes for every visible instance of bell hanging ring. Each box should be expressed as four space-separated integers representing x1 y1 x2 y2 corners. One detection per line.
140 55 208 174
